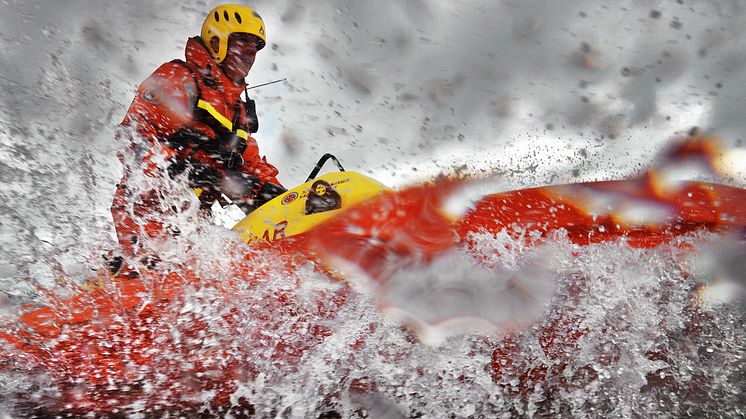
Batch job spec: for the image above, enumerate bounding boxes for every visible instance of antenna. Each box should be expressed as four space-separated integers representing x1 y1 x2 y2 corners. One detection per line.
246 78 287 90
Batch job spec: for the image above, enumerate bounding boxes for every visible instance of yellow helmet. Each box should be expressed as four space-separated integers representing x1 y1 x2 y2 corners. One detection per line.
201 4 266 63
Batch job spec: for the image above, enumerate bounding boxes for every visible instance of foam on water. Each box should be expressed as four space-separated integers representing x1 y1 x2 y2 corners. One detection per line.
1 194 743 417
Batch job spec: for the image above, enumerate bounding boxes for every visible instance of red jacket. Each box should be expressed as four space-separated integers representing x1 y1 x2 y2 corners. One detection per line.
111 37 281 259
121 36 281 186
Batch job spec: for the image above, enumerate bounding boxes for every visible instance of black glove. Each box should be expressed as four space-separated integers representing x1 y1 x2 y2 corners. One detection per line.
220 170 263 200
166 158 223 209
188 162 222 188
167 157 188 179
216 132 247 170
167 157 221 186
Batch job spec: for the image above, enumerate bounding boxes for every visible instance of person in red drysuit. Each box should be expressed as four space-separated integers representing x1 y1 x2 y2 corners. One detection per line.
111 4 285 266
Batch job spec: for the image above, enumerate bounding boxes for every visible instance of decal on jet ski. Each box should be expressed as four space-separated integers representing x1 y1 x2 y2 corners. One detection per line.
258 220 288 242
281 192 299 205
305 180 342 215
330 178 351 186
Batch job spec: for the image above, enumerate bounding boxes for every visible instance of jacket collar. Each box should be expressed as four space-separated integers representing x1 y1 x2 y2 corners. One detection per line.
185 37 246 104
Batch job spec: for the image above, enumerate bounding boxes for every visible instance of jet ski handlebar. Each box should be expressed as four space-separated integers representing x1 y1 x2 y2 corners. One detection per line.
305 153 345 183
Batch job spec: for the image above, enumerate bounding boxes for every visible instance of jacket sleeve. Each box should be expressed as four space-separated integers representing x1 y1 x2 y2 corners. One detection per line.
120 62 198 148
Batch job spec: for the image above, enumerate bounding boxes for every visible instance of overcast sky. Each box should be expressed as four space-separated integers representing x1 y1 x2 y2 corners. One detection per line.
1 0 745 288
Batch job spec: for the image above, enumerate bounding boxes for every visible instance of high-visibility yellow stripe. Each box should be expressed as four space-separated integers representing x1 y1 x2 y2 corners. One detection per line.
196 100 249 140
197 100 233 131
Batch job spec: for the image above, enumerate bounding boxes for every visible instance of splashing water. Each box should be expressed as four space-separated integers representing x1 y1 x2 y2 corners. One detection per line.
0 131 743 416
1 204 743 417
2 1 746 415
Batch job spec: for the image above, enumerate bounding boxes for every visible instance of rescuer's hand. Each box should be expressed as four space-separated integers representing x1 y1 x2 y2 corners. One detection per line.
216 132 247 170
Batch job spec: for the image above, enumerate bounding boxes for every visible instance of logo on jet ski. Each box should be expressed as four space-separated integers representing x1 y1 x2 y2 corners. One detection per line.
314 183 328 196
305 180 342 215
281 192 299 205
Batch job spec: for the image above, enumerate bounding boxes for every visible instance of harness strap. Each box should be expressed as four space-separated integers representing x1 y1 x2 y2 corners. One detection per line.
195 99 248 140
169 59 247 139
